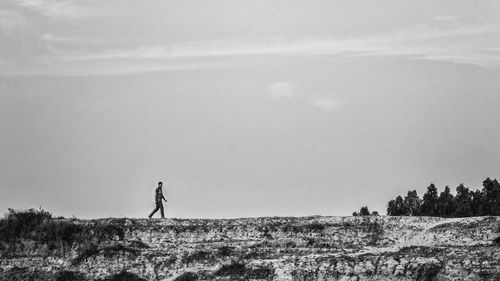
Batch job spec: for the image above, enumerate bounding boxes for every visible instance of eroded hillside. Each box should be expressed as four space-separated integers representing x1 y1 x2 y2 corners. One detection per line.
1 215 499 280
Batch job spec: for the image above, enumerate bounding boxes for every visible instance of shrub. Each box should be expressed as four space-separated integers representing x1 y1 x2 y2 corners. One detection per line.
494 236 500 246
398 246 443 258
92 224 125 241
281 222 325 233
0 209 86 255
71 242 99 265
305 222 325 231
415 263 442 281
365 220 383 233
0 208 54 243
174 272 198 281
363 219 383 246
96 271 147 281
213 262 273 280
130 240 149 249
56 270 85 281
72 244 140 265
214 262 246 277
359 206 370 216
247 266 274 279
184 250 211 264
0 209 127 258
102 244 140 258
0 266 54 280
217 246 234 256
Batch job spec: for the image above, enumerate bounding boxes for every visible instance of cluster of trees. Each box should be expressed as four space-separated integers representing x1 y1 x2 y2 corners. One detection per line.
387 178 500 217
353 206 379 217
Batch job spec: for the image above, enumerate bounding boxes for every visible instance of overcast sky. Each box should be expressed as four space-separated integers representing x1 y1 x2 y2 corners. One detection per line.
1 0 500 218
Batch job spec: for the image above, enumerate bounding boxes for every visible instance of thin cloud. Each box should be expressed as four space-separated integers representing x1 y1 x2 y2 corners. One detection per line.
308 96 342 112
40 33 75 42
66 24 500 68
268 83 343 112
3 21 500 75
432 15 461 22
0 79 6 91
0 10 26 30
12 0 104 19
269 82 295 100
66 38 384 60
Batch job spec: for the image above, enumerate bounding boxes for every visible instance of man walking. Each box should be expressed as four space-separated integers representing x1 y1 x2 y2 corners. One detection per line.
148 181 167 218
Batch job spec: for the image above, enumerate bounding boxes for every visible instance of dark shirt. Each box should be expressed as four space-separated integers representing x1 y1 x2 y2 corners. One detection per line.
155 187 166 203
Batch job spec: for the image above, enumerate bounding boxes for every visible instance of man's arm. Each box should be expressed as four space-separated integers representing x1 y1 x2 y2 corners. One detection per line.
162 194 167 202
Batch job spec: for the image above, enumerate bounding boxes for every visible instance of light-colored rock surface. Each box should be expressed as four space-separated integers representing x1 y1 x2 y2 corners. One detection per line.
1 216 499 280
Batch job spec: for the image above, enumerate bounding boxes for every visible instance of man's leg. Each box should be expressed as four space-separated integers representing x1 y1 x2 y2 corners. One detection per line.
148 204 159 218
160 203 165 218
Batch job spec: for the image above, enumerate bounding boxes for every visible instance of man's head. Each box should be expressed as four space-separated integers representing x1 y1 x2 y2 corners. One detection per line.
158 181 163 188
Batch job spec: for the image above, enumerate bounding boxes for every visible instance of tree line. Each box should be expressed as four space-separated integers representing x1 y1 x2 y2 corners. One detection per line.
387 177 500 217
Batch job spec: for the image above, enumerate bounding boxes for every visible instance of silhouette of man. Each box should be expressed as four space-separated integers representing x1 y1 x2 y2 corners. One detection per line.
148 181 167 218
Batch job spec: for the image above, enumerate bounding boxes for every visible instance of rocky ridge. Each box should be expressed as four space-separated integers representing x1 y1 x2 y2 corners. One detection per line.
1 216 499 280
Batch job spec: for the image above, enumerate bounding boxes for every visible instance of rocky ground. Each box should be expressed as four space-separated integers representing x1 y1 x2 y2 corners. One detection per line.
0 215 499 281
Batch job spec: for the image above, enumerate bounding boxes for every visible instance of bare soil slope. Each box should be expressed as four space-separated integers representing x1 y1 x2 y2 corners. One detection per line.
1 216 499 281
